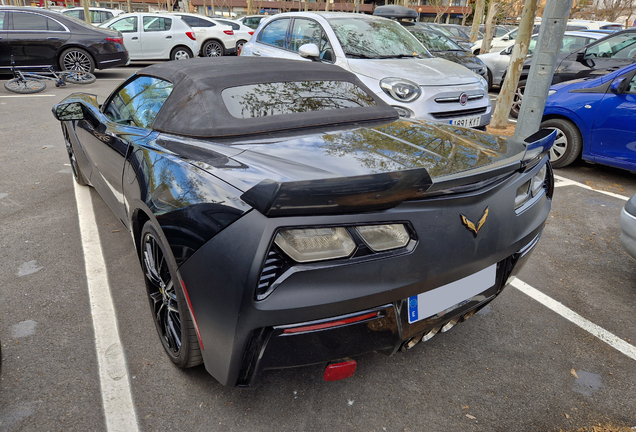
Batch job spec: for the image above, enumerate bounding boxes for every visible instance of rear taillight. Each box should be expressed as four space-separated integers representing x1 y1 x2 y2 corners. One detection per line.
105 37 123 44
248 31 254 35
223 30 234 35
186 31 196 40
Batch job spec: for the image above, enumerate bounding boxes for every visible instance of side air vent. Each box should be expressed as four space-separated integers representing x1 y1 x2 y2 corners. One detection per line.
256 248 287 300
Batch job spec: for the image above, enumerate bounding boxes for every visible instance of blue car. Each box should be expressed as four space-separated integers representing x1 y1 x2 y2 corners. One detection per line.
541 62 636 169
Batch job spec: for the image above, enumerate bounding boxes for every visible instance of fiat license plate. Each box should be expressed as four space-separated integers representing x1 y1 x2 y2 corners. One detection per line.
450 116 481 127
407 264 496 324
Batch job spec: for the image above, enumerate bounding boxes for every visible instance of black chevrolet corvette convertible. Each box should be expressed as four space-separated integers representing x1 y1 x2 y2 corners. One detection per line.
53 57 554 387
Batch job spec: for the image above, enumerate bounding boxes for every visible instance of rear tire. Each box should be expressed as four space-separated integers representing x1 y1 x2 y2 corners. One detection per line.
62 71 97 84
486 68 493 91
510 79 526 119
140 221 202 368
4 78 46 94
202 40 224 57
540 118 582 168
170 46 193 61
59 48 95 73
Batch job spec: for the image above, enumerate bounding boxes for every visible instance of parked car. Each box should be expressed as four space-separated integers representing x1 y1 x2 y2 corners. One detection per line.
566 20 623 31
0 6 128 73
372 6 473 50
212 17 254 52
441 23 474 40
52 56 555 387
60 7 123 24
507 28 636 117
99 13 199 61
236 14 270 30
407 28 487 78
170 12 237 56
479 31 604 89
478 24 512 39
471 25 541 55
540 62 636 169
241 12 491 128
620 194 636 260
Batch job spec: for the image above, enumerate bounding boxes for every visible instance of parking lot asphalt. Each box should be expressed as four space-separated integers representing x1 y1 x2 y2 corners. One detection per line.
0 65 635 432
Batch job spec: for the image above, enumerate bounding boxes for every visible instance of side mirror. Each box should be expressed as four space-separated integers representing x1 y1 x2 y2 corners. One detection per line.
576 51 585 62
502 35 509 41
610 76 626 93
52 102 86 121
503 46 513 55
298 43 320 61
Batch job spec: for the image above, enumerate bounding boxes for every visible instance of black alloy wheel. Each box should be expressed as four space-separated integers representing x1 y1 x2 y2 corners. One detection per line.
64 127 88 186
141 222 202 368
59 48 95 73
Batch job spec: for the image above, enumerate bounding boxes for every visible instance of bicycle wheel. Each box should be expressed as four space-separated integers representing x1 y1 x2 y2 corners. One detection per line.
4 78 46 94
61 71 96 85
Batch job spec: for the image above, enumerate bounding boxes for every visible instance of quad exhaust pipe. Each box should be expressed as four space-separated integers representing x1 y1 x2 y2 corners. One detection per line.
402 309 478 351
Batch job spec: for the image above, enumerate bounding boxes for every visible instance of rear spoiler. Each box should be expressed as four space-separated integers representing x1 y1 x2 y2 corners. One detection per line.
241 169 433 217
241 129 556 217
521 128 556 168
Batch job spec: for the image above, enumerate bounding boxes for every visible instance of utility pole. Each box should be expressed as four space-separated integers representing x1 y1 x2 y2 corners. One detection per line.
513 0 574 141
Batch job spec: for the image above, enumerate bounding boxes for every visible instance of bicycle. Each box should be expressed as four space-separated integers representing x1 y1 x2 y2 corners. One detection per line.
4 59 96 94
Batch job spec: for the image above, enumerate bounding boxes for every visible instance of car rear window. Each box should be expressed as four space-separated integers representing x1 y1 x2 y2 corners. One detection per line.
221 80 377 119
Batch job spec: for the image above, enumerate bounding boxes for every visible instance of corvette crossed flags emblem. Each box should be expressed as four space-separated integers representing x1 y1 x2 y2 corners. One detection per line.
460 207 489 237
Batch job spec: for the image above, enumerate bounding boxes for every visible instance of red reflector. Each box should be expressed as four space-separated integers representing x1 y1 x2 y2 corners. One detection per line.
106 37 123 44
223 30 234 35
186 31 196 40
324 360 357 381
248 31 254 35
283 311 379 334
180 280 204 350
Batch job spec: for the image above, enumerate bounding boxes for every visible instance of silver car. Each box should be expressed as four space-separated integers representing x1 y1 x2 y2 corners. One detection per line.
240 12 491 128
478 31 603 89
621 194 636 260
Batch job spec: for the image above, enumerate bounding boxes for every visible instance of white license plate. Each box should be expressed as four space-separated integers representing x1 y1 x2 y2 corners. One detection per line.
407 264 496 324
450 116 481 127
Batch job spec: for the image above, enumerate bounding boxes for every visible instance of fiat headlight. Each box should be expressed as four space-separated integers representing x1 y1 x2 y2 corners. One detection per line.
479 75 488 89
274 227 356 263
380 78 421 103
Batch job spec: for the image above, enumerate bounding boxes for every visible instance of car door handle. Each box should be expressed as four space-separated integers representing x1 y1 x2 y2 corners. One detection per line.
131 36 138 40
253 50 261 56
166 36 172 39
47 37 59 40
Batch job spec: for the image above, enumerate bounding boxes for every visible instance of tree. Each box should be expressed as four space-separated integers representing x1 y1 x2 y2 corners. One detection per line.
469 0 485 43
490 0 540 129
480 1 501 53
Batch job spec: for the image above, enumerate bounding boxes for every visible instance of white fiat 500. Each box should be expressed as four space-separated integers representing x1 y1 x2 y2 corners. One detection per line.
240 12 491 128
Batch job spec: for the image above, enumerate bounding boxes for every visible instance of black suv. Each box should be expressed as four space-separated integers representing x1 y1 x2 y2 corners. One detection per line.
508 28 636 117
0 6 128 73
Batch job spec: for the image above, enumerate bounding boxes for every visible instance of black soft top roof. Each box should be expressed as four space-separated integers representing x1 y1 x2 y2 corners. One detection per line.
142 57 398 138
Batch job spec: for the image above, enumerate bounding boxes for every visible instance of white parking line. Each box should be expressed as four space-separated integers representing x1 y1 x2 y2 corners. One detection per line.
511 278 636 361
0 94 57 98
74 182 139 432
554 174 629 201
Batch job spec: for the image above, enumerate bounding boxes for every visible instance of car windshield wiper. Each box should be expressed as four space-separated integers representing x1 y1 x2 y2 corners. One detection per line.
343 52 378 59
377 54 422 59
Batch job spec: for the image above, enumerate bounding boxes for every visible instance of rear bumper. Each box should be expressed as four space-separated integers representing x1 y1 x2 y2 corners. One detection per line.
95 51 129 69
179 159 552 387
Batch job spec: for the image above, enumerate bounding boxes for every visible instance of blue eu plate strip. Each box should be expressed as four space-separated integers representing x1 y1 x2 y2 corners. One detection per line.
408 296 418 323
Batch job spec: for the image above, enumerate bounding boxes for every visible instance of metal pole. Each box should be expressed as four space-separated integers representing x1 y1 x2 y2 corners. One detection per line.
513 0 574 141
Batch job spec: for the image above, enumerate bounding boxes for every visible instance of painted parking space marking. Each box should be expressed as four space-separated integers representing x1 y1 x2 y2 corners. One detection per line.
74 182 139 432
0 94 57 98
554 174 629 201
511 278 636 361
